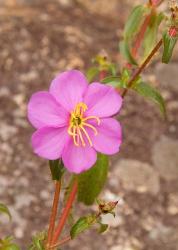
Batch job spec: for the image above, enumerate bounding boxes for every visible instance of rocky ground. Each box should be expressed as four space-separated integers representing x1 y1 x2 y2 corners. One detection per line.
0 0 178 250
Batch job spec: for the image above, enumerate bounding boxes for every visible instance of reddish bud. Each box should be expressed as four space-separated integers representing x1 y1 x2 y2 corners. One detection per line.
169 26 177 37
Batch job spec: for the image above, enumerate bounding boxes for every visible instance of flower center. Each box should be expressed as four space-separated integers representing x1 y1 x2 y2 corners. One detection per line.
68 102 100 147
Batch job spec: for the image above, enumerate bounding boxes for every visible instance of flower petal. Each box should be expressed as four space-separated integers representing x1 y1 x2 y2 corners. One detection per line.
31 127 69 160
88 118 122 155
49 70 88 112
28 91 69 129
84 82 122 117
62 139 97 174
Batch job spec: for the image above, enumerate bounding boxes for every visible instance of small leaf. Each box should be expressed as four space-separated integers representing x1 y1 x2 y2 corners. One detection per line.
108 63 117 76
124 5 148 41
0 203 11 220
119 41 138 65
77 154 108 205
133 81 166 115
70 215 96 239
49 160 65 181
28 231 46 250
98 223 109 234
162 31 178 64
102 76 123 87
143 12 164 57
86 67 99 82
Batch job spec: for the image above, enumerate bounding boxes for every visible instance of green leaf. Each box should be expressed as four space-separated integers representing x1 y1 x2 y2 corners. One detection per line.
143 12 164 57
98 222 108 234
133 81 166 115
77 154 108 205
49 160 65 181
0 203 11 220
86 67 99 82
28 232 46 250
108 63 117 76
124 5 148 41
70 215 96 239
102 76 122 87
119 41 138 65
162 31 178 64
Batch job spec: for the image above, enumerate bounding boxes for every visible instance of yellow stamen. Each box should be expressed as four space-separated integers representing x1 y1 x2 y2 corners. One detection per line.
82 122 98 136
68 102 100 147
77 126 86 146
80 126 93 147
83 116 100 125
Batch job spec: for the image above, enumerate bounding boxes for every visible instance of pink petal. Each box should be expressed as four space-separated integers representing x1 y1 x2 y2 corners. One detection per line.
62 138 97 174
28 91 69 129
49 70 88 112
84 82 122 118
89 118 122 155
31 127 69 160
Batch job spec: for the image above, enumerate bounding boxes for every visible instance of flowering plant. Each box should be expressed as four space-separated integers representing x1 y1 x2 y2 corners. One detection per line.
28 70 122 173
0 1 177 250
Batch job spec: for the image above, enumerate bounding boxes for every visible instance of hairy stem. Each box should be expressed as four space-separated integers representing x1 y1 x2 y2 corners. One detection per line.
122 39 163 97
46 181 61 249
51 179 78 244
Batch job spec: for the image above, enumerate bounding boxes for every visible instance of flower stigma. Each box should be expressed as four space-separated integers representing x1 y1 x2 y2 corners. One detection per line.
68 102 100 147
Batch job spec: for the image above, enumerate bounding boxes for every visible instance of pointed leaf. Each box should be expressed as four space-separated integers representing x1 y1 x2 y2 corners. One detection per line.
0 203 11 221
124 5 148 41
70 215 96 239
119 41 138 65
133 81 166 115
77 154 108 205
162 31 178 64
143 12 164 57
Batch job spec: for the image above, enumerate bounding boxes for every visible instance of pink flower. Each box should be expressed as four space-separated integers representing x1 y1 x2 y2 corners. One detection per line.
28 70 122 173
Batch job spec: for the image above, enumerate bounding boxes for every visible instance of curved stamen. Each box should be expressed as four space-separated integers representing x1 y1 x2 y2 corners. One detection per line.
83 116 100 125
82 122 98 136
77 126 86 146
68 102 100 147
80 126 93 147
73 127 79 146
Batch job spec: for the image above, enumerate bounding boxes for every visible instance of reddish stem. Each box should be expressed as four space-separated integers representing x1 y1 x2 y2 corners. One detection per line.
51 180 78 244
46 181 61 249
122 39 163 98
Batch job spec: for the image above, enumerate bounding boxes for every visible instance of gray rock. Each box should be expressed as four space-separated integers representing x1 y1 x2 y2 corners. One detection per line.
112 159 160 195
152 136 178 181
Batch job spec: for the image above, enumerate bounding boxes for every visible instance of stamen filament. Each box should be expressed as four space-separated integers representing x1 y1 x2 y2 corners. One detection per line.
80 126 93 147
77 126 86 146
82 122 98 136
68 102 100 147
83 116 100 125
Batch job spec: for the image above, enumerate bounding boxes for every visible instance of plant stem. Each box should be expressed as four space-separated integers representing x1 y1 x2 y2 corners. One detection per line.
51 179 78 245
122 39 163 97
49 236 71 249
46 181 61 249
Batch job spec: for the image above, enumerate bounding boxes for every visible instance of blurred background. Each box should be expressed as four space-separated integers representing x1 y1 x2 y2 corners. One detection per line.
0 0 178 249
